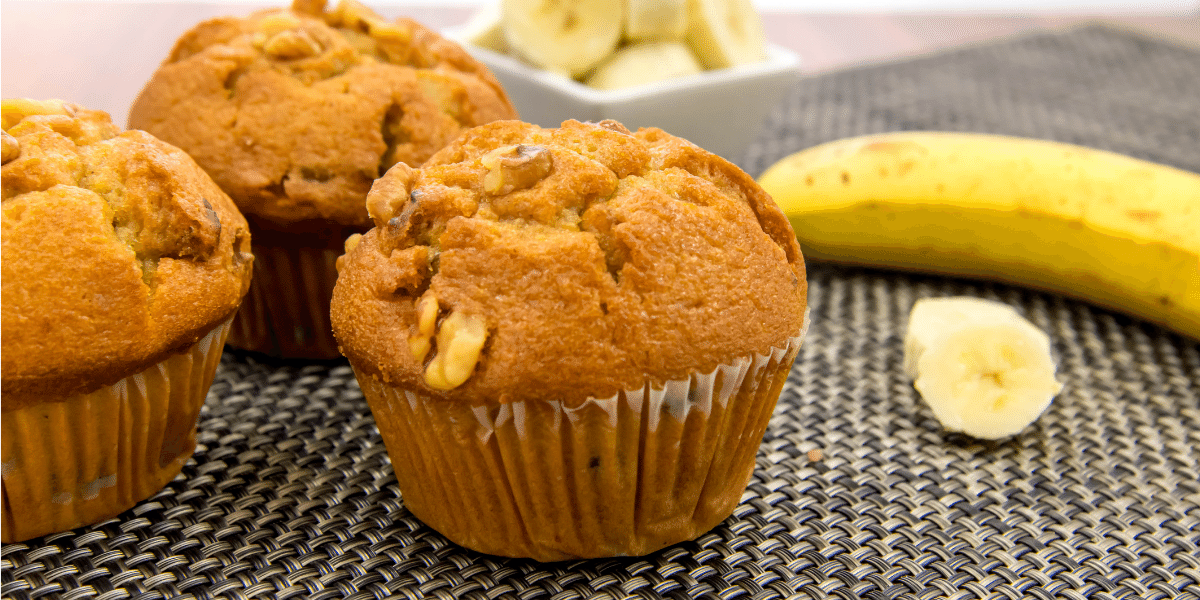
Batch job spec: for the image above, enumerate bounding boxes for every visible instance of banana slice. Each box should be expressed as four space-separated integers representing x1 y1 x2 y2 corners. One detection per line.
904 296 1032 379
624 0 687 42
585 41 702 90
685 0 768 70
460 2 508 53
905 297 1063 440
501 0 623 78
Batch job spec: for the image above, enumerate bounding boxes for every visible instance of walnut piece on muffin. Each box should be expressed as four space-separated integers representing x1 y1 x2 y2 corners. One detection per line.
128 0 518 358
331 119 808 560
128 0 519 229
2 98 253 543
2 99 253 404
332 118 807 405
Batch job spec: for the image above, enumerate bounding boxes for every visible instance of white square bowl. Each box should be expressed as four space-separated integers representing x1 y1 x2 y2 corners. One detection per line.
447 36 802 163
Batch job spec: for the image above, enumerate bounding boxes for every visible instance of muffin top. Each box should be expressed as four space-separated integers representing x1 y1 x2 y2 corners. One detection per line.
331 119 807 406
2 99 254 406
128 0 518 231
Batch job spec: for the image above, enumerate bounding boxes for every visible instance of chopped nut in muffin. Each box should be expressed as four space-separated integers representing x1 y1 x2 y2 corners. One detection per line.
128 0 518 358
2 99 252 402
333 119 806 403
129 0 519 229
330 118 808 561
2 98 255 543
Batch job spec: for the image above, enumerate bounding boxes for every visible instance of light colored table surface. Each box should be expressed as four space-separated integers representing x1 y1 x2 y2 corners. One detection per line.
2 2 1198 123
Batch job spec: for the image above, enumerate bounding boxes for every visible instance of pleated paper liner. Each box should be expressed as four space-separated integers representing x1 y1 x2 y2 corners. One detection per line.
0 319 232 543
227 243 342 359
357 326 806 562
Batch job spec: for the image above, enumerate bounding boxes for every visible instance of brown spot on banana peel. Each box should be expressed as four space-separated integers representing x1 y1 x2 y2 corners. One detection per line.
759 132 1200 340
1126 209 1162 223
861 140 923 176
863 140 921 154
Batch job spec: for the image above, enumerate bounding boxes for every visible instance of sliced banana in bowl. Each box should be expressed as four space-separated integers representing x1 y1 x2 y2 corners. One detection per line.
905 297 1064 440
686 0 769 69
625 0 688 42
444 0 800 161
584 41 703 90
500 0 624 78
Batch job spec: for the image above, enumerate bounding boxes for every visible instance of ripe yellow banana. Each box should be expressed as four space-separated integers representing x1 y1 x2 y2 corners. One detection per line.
757 132 1200 341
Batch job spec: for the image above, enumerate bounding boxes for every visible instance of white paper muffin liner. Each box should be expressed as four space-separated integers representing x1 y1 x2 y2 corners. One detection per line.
357 318 808 562
1 318 232 543
227 243 342 359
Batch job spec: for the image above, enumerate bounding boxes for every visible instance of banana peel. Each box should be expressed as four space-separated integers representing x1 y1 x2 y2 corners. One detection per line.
758 131 1200 341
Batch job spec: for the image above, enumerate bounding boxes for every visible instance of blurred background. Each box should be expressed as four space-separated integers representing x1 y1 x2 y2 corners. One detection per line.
2 0 1197 126
8 0 1198 9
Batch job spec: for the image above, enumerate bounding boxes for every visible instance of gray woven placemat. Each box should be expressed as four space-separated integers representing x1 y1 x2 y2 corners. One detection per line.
4 23 1199 600
740 23 1200 176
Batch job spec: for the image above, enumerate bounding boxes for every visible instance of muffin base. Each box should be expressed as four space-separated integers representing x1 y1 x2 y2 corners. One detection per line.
227 243 342 359
356 329 805 562
1 319 232 543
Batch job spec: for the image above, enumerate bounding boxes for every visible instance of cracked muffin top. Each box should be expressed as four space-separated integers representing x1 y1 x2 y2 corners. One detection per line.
331 119 807 405
127 0 518 232
2 99 253 406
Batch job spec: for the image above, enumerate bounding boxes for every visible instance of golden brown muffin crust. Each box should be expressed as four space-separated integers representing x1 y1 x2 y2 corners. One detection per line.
128 0 519 228
331 120 807 406
2 100 254 406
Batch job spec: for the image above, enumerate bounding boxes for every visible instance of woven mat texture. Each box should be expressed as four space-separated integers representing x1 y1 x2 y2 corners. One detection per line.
4 23 1200 600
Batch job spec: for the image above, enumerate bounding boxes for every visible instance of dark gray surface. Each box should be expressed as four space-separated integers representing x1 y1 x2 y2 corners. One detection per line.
741 24 1200 176
4 24 1200 600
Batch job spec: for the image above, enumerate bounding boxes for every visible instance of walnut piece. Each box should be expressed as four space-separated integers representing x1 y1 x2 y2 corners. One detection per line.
336 232 363 272
408 292 439 362
343 232 363 254
595 119 631 135
481 145 553 196
327 0 411 43
1 99 76 130
424 310 487 390
263 29 323 59
1 131 18 164
258 12 303 36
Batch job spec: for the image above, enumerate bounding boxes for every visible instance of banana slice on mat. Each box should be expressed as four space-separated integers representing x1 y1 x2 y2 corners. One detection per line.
905 297 1063 440
904 296 1032 379
624 0 687 42
685 0 768 69
502 0 623 78
585 41 703 89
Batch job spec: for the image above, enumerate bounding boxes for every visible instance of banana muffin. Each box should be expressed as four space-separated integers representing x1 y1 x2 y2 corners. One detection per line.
129 0 518 358
1 99 253 542
331 119 808 561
